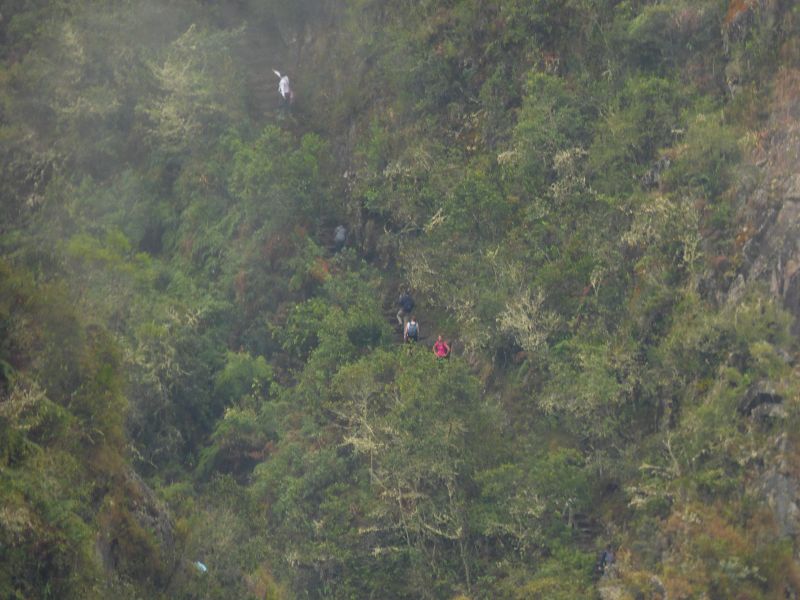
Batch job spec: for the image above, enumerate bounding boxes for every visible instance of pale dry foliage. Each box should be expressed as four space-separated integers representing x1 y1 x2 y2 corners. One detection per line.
550 147 590 206
0 504 35 544
142 24 242 147
0 379 53 433
622 194 702 271
497 289 559 356
46 21 123 124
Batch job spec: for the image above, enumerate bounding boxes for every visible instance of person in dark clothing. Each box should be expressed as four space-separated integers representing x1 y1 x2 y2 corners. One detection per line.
595 546 615 577
397 290 414 327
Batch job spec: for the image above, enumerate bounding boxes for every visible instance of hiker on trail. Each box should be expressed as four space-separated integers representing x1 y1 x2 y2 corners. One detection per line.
595 545 615 577
433 335 450 358
397 290 414 327
273 69 294 104
334 225 347 253
404 316 419 343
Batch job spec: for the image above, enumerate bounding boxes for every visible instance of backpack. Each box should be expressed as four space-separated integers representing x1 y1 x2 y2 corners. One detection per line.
407 321 418 337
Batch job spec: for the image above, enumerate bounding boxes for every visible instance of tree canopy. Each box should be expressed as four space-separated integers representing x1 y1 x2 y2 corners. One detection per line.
1 0 799 598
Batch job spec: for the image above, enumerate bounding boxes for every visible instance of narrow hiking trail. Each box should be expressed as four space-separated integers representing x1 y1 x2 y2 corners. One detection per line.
237 22 449 354
237 25 292 123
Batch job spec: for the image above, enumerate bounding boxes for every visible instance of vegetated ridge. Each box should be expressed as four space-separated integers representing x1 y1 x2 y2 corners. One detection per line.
1 1 799 598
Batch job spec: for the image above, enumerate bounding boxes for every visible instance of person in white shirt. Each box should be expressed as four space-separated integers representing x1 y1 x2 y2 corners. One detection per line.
404 317 419 343
273 70 294 104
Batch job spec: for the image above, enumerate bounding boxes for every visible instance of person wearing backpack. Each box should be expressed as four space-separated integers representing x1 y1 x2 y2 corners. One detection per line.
404 316 419 343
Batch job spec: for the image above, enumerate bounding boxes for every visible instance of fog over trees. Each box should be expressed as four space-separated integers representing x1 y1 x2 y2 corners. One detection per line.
1 1 800 598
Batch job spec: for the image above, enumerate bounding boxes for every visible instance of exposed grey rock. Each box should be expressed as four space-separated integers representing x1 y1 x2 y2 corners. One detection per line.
650 575 666 599
738 381 783 415
95 468 178 582
726 273 747 306
786 173 800 201
750 401 787 423
725 68 800 332
126 469 176 562
640 156 671 189
751 434 800 540
759 469 800 539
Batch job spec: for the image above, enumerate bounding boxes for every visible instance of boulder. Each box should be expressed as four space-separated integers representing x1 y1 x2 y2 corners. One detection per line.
738 381 783 415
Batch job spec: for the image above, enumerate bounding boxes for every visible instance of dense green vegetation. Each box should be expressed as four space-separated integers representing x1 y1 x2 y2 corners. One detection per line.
1 0 799 598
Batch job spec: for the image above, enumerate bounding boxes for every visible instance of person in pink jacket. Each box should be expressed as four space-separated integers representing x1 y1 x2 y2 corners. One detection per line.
432 335 450 358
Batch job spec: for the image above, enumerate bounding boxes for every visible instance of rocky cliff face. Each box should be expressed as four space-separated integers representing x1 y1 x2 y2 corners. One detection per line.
730 67 800 570
753 433 800 537
730 68 800 332
95 468 179 589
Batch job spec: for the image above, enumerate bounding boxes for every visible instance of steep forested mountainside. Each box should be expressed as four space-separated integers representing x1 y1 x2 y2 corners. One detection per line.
1 0 799 598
